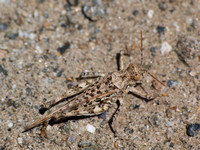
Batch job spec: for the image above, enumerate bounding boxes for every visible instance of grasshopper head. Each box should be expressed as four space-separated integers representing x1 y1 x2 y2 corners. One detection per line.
127 63 142 81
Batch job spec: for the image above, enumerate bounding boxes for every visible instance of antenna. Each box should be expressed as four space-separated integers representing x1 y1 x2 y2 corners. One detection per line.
147 72 166 87
141 31 143 66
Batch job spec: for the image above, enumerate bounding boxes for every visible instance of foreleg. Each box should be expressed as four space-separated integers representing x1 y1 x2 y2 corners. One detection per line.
127 86 158 101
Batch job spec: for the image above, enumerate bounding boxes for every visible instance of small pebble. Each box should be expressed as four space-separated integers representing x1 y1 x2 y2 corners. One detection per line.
26 87 32 96
159 2 168 11
186 123 200 137
57 42 70 55
0 65 8 76
150 47 157 56
189 70 196 77
86 124 96 133
167 80 179 88
29 33 36 40
147 9 154 18
0 23 8 31
133 104 140 109
132 10 139 16
35 45 43 54
78 141 92 147
166 121 174 127
173 22 180 32
6 99 20 108
67 0 79 6
6 32 18 40
17 137 23 144
151 114 162 127
157 25 165 34
34 10 39 18
68 136 75 143
46 125 52 131
12 84 16 89
161 42 172 55
8 122 13 128
169 142 174 148
186 17 193 25
82 3 106 21
176 35 200 67
57 69 64 77
19 30 27 38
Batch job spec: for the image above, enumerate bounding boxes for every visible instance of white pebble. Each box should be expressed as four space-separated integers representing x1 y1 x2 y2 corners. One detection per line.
8 122 13 128
61 10 66 15
147 9 154 18
34 10 38 18
189 70 196 76
86 124 96 133
186 17 193 25
19 30 24 37
12 84 16 89
161 42 172 55
17 137 23 144
35 45 43 54
166 121 174 127
173 22 180 32
46 125 51 131
29 33 36 40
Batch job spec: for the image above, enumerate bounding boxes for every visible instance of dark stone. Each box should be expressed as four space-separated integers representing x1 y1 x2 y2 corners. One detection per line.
132 10 139 16
67 0 79 6
57 69 64 77
26 88 32 96
75 24 83 30
0 65 8 76
39 107 48 115
157 26 165 34
7 99 20 108
129 129 134 134
0 147 6 150
57 42 70 55
167 80 179 88
150 47 157 56
6 32 18 40
169 142 174 148
43 55 48 59
82 2 106 22
186 123 200 137
159 2 168 11
78 141 92 147
133 104 140 109
0 23 8 31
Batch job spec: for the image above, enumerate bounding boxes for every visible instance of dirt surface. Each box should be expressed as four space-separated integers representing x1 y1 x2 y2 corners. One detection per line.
0 0 200 149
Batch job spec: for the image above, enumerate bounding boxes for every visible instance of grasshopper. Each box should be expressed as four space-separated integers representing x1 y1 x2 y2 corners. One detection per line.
23 32 166 137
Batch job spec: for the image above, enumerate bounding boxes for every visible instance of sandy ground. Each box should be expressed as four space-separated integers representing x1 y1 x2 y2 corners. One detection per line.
0 0 200 149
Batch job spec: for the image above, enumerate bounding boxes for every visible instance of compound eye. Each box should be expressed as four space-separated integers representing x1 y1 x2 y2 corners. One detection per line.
133 74 141 80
